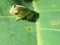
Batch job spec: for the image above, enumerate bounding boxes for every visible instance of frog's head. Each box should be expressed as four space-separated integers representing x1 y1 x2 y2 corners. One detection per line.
10 5 25 15
10 5 19 15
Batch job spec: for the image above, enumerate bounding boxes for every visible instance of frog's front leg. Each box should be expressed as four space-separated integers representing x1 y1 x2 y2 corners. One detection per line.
15 16 21 21
16 19 20 21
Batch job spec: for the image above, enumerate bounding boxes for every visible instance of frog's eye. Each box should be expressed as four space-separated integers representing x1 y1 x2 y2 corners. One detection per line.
14 10 19 15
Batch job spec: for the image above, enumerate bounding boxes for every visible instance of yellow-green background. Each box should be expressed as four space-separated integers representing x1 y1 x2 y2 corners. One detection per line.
0 0 60 45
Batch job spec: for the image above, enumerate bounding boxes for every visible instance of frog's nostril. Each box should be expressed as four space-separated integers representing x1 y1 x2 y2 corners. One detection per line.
13 5 16 7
